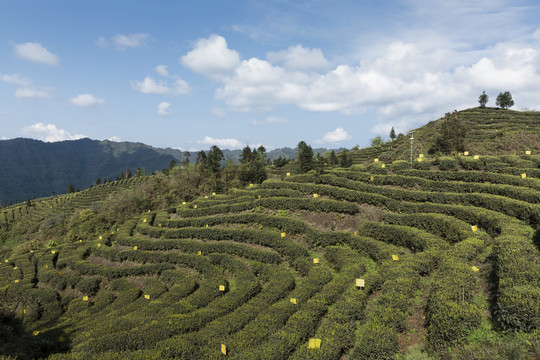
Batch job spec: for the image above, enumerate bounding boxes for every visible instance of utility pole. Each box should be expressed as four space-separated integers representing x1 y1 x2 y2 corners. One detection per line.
410 131 415 167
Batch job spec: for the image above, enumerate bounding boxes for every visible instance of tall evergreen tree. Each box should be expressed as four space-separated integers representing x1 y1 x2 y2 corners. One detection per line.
206 145 224 175
389 127 396 141
297 141 314 173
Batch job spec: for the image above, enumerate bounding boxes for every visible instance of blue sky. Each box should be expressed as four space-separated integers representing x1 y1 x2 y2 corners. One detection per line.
1 0 540 151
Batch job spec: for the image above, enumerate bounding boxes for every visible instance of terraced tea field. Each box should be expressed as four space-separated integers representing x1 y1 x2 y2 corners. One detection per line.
1 154 539 359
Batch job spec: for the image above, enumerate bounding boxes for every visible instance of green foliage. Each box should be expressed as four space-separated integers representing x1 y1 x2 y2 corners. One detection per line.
496 91 514 109
430 111 466 154
478 91 489 108
297 141 314 173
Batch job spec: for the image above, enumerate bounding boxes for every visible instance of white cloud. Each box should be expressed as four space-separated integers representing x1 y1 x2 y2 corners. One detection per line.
14 87 53 98
69 94 105 107
131 76 190 96
197 136 244 149
95 37 109 48
108 136 121 142
155 65 169 77
317 127 352 144
0 73 32 87
252 116 288 125
112 33 150 50
267 45 330 71
13 42 59 66
22 123 86 142
157 101 171 116
180 34 241 79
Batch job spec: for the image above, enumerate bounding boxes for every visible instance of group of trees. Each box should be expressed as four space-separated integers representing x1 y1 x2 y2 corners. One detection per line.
478 91 514 109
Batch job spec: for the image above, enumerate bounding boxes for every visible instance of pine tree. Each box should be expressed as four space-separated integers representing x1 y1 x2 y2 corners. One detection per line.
389 127 396 141
297 141 314 173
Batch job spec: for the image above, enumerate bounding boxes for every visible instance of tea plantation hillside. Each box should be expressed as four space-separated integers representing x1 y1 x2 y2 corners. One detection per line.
350 107 540 164
1 151 539 359
1 107 540 359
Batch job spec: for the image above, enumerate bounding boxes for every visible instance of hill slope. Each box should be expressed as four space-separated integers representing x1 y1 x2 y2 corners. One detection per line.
0 138 175 204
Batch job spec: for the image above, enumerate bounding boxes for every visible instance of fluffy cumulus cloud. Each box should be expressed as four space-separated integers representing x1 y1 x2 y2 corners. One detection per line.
131 76 190 96
317 127 352 144
22 123 86 142
180 35 241 79
157 101 171 116
69 94 105 107
197 136 244 149
181 27 540 135
267 45 330 71
13 42 59 66
155 65 169 77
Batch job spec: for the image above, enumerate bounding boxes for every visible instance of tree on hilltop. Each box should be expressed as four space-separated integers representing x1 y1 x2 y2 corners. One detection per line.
478 91 489 108
429 110 466 154
496 91 514 109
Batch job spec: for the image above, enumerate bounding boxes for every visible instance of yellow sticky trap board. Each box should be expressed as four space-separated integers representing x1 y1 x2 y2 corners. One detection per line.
79 240 83 242
13 266 18 270
82 296 88 301
464 151 469 156
356 278 365 288
354 231 358 236
474 155 480 159
313 193 318 198
33 330 39 336
158 223 162 227
258 195 261 199
212 192 216 195
308 338 322 349
144 294 150 299
59 271 64 276
471 225 478 232
249 183 254 187
526 150 531 155
44 265 48 269
417 158 423 162
392 255 399 261
143 218 147 223
204 196 208 199
197 251 202 256
205 224 209 228
182 201 186 205
419 154 424 158
521 173 527 179
471 266 480 272
281 232 286 238
97 243 101 248
99 236 102 240
381 164 386 168
4 259 8 263
219 285 226 291
286 172 290 176
133 246 138 250
458 152 462 156
374 158 379 162
14 279 19 283
21 309 26 314
193 205 197 209
221 344 227 355
51 250 56 254
370 176 374 181
313 258 319 264
290 298 297 304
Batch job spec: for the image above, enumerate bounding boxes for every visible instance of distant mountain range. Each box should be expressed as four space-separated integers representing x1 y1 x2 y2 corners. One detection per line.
0 138 339 205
